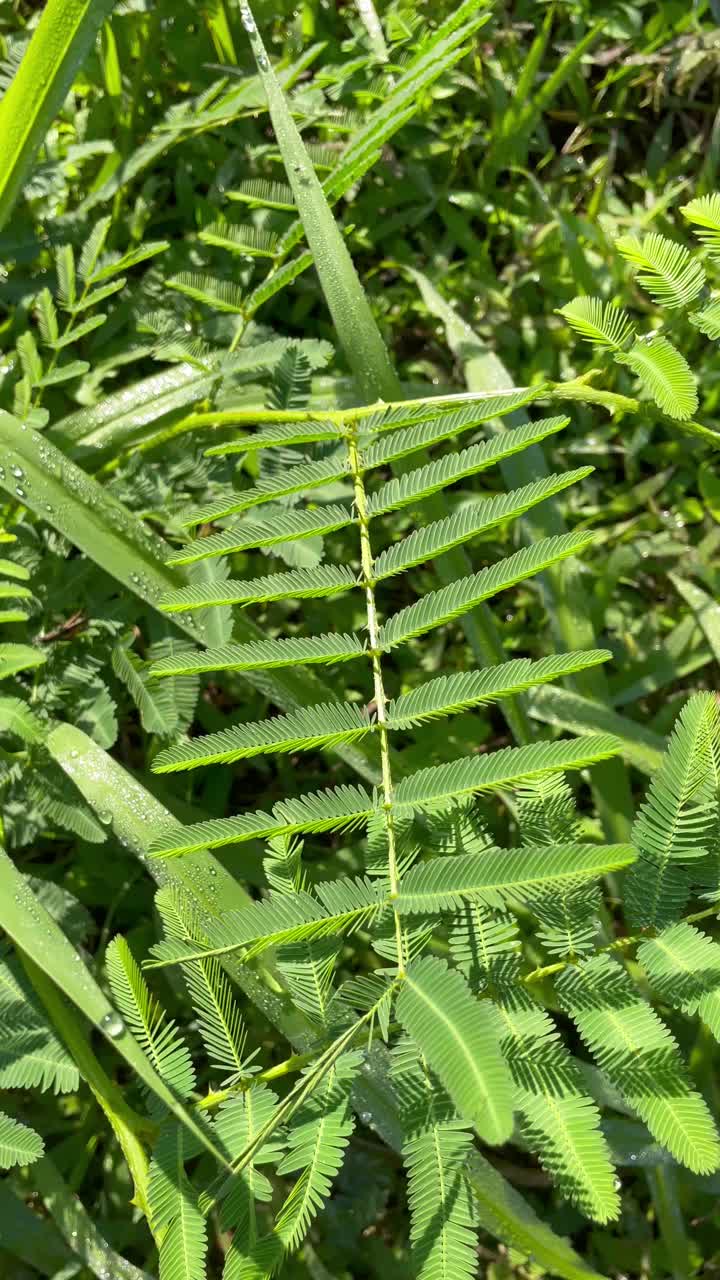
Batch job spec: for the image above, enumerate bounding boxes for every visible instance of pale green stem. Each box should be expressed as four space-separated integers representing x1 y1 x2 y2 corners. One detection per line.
347 427 406 976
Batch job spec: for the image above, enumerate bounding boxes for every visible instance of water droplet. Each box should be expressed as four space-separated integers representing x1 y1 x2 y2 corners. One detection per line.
98 810 112 825
15 487 25 498
629 1153 637 1162
613 1175 622 1190
100 1010 125 1039
11 466 23 479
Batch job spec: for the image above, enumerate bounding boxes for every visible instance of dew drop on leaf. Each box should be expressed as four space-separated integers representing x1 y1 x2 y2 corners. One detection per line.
99 1010 125 1039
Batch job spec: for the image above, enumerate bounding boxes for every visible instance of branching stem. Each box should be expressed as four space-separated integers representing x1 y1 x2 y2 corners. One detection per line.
347 427 406 977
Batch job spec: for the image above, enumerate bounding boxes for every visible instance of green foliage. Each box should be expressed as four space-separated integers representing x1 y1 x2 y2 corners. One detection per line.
6 2 720 1277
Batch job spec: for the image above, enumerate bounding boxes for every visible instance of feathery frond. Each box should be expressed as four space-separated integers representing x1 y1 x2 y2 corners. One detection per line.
0 951 79 1094
626 692 720 928
615 335 698 420
556 953 720 1173
0 1113 44 1169
638 923 720 1042
396 956 514 1144
153 702 373 772
689 299 720 339
616 233 705 308
206 419 345 455
184 453 349 526
366 418 571 514
362 401 556 470
373 473 592 580
149 784 379 858
495 976 619 1222
558 297 636 350
394 1047 478 1280
159 565 357 613
394 844 635 913
394 735 622 812
379 532 594 649
150 632 366 677
105 937 196 1101
681 193 720 254
166 504 354 564
154 889 249 1081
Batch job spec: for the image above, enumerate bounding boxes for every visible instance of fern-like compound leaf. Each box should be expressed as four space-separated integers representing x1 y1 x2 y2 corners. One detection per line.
681 193 720 254
199 221 279 256
153 702 373 772
556 953 720 1174
558 296 636 350
689 299 720 340
0 643 46 679
449 903 520 981
393 1048 478 1280
148 1124 208 1280
366 418 571 515
379 532 594 649
394 735 621 813
0 1112 44 1169
626 692 720 928
395 844 635 913
184 452 349 526
616 232 705 309
363 401 555 470
389 651 609 729
167 273 246 314
0 951 79 1094
374 472 592 581
614 336 698 420
359 385 548 437
105 937 196 1101
160 565 357 613
396 956 514 1144
166 504 354 564
149 785 379 858
494 978 619 1223
206 418 345 455
271 1053 361 1253
227 177 296 210
150 633 366 678
638 923 720 1042
148 887 374 967
154 889 249 1081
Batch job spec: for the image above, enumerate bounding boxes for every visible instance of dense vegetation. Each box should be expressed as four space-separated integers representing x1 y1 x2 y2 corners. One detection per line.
5 1 720 1277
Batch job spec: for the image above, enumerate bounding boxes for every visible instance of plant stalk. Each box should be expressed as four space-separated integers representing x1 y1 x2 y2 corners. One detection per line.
348 428 406 976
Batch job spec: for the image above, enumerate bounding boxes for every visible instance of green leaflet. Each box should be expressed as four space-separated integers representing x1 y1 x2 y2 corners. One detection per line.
184 452 349 525
494 980 619 1223
150 633 366 677
394 735 621 811
0 1112 44 1169
615 337 698 420
638 923 720 1041
159 565 357 613
394 844 636 913
616 233 706 310
626 693 720 928
152 702 373 771
388 651 611 729
373 472 593 580
556 953 720 1174
395 956 514 1144
166 504 355 564
380 532 595 649
365 418 572 515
